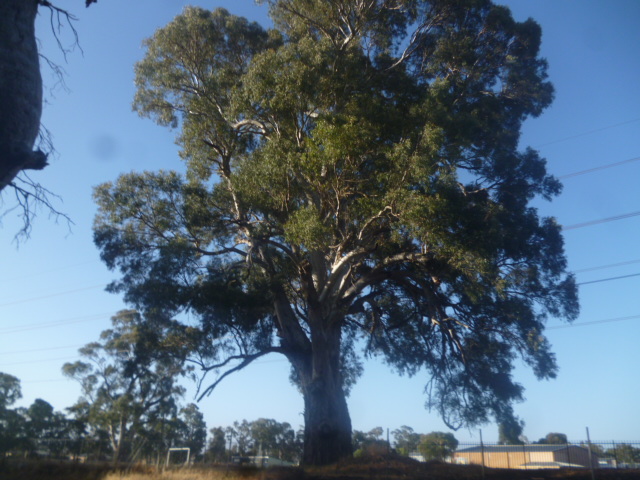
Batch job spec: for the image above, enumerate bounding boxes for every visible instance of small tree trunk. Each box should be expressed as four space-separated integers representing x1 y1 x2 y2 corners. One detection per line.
112 417 126 465
298 323 353 465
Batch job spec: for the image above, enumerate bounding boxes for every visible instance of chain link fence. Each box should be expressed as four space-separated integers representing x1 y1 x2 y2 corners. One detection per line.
17 436 640 472
449 441 640 470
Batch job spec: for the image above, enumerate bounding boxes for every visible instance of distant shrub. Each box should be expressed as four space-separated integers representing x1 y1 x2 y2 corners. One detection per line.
353 440 389 458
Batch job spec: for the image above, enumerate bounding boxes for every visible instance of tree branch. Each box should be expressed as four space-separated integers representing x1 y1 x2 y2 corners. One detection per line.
341 252 432 301
4 173 73 242
196 349 284 401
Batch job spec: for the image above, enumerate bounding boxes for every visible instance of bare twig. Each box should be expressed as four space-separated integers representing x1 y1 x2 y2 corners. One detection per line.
2 173 73 243
39 1 83 61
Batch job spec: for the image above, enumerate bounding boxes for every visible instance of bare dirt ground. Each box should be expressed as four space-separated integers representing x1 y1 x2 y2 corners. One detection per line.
2 455 640 480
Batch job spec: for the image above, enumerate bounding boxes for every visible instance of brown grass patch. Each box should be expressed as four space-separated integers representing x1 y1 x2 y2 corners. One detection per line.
3 455 640 480
0 458 113 480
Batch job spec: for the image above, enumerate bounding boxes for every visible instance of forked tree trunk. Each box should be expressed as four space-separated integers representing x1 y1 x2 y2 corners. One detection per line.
296 322 353 465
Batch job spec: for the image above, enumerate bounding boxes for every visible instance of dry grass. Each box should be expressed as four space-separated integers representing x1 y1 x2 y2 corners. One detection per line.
3 455 640 480
104 469 250 480
104 465 302 480
0 458 113 480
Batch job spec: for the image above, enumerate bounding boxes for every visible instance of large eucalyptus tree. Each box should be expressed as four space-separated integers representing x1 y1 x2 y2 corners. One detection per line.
94 0 578 465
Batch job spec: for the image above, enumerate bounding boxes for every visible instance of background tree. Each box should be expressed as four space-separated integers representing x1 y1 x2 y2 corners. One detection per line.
95 0 577 465
606 444 640 465
392 425 421 455
418 432 458 462
498 414 525 445
0 372 21 410
352 430 368 453
175 403 207 460
0 379 71 459
367 427 384 441
0 372 25 456
65 400 111 461
232 420 253 456
537 432 568 445
249 418 299 462
207 426 227 462
582 442 604 457
352 427 389 457
62 310 186 463
24 398 70 457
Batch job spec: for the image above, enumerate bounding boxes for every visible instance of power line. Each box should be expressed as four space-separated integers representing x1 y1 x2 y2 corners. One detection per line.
4 314 639 371
577 273 640 286
0 344 83 356
548 314 640 330
0 352 287 369
0 260 95 286
0 355 80 367
535 117 640 148
0 312 114 334
562 210 640 230
558 155 640 180
0 284 107 308
573 259 640 274
3 311 638 375
22 379 69 384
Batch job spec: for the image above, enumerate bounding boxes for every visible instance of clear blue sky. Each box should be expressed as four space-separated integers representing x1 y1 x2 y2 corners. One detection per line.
1 0 639 445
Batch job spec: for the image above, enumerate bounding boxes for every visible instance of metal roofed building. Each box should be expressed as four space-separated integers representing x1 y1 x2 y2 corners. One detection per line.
453 444 599 469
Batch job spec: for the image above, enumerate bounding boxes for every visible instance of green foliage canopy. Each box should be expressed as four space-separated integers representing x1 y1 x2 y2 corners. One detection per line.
607 444 640 464
94 0 578 464
62 310 187 462
0 372 24 455
207 426 228 462
0 372 21 410
176 403 208 459
392 425 421 455
498 416 525 445
419 431 459 461
537 432 569 445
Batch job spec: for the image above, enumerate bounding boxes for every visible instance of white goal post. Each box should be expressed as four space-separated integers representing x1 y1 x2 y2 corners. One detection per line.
166 447 191 467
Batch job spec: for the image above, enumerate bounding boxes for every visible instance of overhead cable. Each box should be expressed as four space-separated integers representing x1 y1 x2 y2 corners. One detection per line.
558 155 640 180
0 312 114 334
562 210 640 230
548 314 640 330
0 284 107 308
573 259 640 273
0 344 83 356
0 355 79 367
536 117 640 148
577 272 640 286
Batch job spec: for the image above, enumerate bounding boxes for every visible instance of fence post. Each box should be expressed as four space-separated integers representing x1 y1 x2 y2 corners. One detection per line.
479 429 486 480
612 441 618 469
586 427 595 480
387 428 390 455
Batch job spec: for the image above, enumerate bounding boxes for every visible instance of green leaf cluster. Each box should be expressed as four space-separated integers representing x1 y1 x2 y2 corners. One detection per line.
418 431 459 461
